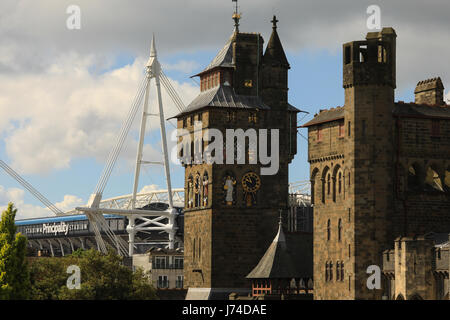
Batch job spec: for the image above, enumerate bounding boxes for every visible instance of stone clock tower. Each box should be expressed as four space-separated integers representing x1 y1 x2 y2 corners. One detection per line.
174 15 299 299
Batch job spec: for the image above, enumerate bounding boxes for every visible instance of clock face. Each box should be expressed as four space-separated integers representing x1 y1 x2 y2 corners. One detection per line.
242 172 261 193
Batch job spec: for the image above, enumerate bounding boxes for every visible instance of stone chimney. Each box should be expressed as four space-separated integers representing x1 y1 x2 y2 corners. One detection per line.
414 77 445 105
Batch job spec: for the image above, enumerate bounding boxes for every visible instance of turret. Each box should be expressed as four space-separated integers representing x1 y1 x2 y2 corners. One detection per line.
343 27 397 89
261 16 290 110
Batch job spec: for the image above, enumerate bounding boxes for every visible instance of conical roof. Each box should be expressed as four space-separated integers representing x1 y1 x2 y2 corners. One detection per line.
246 219 299 279
263 16 289 67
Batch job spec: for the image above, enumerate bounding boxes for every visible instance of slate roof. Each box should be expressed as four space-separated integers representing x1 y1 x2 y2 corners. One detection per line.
393 101 450 119
301 106 345 127
246 221 301 279
301 101 450 128
193 33 235 77
172 84 270 118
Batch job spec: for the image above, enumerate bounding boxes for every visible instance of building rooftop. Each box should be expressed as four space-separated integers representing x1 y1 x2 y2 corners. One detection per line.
301 106 344 127
393 101 450 119
246 219 302 279
173 84 270 118
193 32 235 77
145 246 184 255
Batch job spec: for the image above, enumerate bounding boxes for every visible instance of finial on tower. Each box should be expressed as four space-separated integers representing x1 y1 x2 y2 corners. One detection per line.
271 15 278 30
232 0 241 32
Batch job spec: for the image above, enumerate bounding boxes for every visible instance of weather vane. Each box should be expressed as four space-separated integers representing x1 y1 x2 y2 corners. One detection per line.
232 0 241 32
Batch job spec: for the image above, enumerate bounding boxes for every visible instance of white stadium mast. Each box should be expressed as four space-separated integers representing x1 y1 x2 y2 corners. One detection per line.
76 34 186 256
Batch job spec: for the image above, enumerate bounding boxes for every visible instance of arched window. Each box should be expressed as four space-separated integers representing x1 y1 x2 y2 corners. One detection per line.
425 166 444 192
327 173 331 195
327 219 331 241
187 175 194 208
202 172 209 207
338 172 342 194
325 262 329 282
338 219 342 242
322 167 330 203
194 174 201 207
329 262 333 281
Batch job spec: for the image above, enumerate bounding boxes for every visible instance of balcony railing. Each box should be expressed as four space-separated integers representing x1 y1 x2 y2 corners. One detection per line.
153 263 183 270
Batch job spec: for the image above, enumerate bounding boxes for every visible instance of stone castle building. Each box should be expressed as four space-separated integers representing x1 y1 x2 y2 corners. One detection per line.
302 27 450 299
174 16 312 299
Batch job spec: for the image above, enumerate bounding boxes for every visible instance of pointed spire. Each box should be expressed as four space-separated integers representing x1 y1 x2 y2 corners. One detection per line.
273 209 286 245
146 33 157 68
150 33 156 57
264 16 289 68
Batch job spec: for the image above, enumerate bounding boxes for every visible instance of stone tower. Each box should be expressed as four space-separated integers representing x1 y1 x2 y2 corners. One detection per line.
174 16 299 299
303 27 397 299
342 28 397 299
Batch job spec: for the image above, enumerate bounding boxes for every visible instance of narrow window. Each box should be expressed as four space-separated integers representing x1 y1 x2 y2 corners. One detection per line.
341 262 344 281
348 121 351 137
338 219 342 242
327 174 331 195
345 46 351 64
338 172 342 194
330 262 333 281
327 219 331 241
336 262 340 281
339 121 345 137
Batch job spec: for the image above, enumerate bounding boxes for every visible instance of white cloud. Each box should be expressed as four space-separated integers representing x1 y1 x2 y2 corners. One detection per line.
0 184 83 219
139 184 160 193
0 0 448 90
162 60 201 74
0 53 197 175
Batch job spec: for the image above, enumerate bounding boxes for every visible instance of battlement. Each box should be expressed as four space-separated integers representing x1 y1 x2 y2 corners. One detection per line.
342 28 396 88
414 77 445 105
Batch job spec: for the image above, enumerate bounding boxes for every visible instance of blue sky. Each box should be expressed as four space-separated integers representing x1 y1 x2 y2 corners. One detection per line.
0 0 447 219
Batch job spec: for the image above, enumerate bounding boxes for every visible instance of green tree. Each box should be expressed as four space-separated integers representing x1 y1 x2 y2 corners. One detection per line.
30 248 158 300
0 203 31 299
